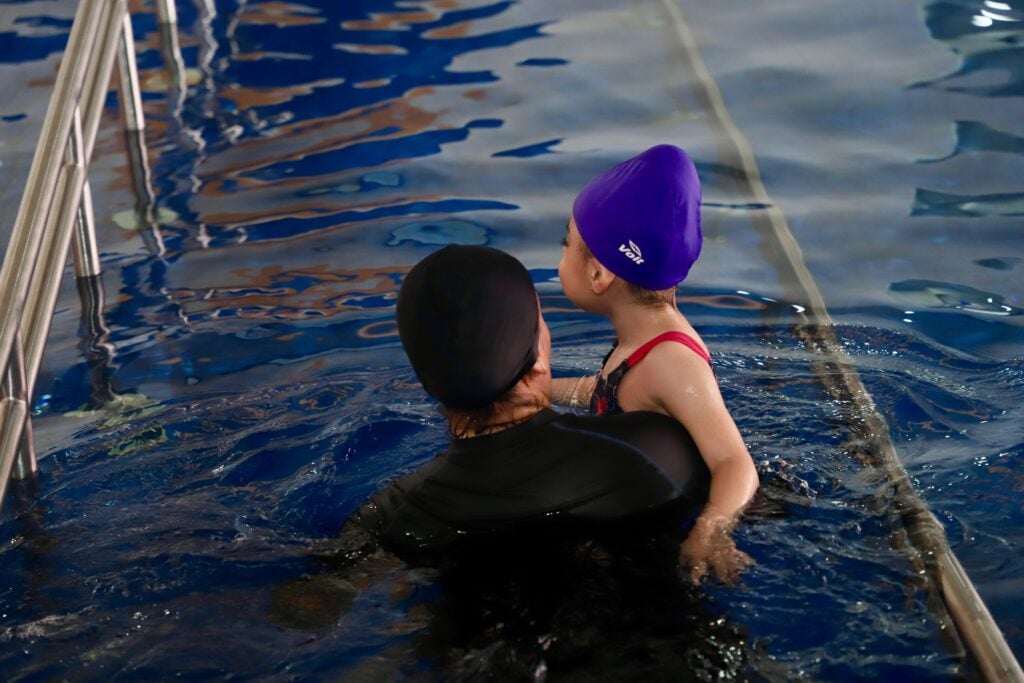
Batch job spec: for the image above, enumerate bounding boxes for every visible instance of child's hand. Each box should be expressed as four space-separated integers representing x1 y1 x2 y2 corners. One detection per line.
678 515 752 585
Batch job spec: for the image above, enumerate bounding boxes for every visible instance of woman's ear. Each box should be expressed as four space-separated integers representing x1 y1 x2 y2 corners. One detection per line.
521 356 549 387
589 259 616 295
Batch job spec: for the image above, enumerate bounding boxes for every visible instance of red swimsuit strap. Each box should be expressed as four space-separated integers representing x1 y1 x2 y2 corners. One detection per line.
625 330 711 368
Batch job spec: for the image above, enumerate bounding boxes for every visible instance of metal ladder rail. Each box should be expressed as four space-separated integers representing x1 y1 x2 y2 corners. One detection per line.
0 0 153 510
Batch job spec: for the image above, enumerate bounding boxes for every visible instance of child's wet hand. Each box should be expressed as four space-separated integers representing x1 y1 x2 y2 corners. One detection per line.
679 517 752 586
705 540 753 585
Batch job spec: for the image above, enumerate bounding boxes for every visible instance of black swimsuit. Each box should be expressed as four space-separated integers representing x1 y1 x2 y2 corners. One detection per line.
591 331 713 416
346 408 710 558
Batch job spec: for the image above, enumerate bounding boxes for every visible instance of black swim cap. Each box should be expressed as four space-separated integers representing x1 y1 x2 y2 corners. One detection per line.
396 245 540 410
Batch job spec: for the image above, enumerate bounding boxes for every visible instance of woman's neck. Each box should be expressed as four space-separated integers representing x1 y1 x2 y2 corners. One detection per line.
447 384 551 439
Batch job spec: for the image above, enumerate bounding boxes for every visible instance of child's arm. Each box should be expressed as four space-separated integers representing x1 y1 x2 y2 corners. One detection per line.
550 375 597 408
621 345 759 584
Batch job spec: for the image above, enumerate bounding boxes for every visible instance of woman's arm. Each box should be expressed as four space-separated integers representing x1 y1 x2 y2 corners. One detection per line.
550 375 597 408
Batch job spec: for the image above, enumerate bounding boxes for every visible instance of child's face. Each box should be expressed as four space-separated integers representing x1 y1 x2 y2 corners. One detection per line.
557 217 592 310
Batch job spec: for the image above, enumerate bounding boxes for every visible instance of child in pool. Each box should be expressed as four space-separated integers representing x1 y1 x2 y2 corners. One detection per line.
551 145 759 584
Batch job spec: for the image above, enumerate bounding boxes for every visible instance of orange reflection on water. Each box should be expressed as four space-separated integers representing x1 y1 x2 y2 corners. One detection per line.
341 10 440 31
357 320 400 339
196 85 447 231
353 78 394 89
219 77 345 108
334 43 409 56
201 85 438 183
164 263 412 321
200 192 445 232
237 2 325 27
423 21 471 40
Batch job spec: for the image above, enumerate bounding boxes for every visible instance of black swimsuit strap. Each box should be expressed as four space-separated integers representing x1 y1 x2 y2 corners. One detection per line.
589 332 714 416
591 357 629 416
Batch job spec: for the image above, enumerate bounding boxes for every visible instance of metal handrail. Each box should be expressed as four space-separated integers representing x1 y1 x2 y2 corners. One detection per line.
0 0 163 509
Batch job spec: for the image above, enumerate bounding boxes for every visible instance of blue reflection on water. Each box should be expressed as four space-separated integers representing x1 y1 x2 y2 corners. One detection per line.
916 0 1024 97
243 119 506 181
0 16 71 63
493 137 562 157
516 57 569 67
920 120 1024 163
913 188 1024 217
206 1 545 140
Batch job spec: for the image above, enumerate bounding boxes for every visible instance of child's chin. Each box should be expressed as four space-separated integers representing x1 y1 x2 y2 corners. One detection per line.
562 292 590 311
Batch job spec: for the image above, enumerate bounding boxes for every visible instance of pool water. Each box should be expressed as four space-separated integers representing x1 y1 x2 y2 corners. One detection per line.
1 0 1021 679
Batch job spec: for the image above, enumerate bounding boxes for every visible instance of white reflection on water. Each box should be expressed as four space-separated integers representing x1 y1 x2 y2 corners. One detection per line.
975 0 1022 25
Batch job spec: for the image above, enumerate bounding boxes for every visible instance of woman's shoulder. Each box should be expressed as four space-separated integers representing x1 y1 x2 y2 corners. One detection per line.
554 409 685 440
556 410 709 494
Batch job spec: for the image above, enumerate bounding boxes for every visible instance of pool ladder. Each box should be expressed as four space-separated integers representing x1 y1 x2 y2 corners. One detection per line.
0 0 180 510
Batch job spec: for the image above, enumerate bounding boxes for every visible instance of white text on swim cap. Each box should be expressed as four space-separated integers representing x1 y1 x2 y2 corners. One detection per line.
618 240 645 265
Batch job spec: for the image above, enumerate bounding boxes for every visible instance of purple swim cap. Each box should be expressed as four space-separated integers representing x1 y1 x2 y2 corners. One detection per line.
572 145 702 290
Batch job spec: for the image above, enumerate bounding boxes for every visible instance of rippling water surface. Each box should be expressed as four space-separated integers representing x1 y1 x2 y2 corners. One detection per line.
1 0 1021 679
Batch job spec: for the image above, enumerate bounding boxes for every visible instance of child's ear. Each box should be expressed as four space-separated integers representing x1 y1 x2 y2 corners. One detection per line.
589 261 616 295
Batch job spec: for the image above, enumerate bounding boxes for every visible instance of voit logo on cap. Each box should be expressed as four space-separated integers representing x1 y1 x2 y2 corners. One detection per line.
618 239 645 265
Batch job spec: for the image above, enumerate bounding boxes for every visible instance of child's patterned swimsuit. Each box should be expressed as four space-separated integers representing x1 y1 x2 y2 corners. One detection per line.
590 331 713 416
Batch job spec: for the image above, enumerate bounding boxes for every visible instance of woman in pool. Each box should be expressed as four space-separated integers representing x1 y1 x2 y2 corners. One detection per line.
343 244 713 560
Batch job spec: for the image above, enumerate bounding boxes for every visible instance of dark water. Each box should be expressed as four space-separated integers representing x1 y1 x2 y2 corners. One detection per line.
1 0 1022 679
